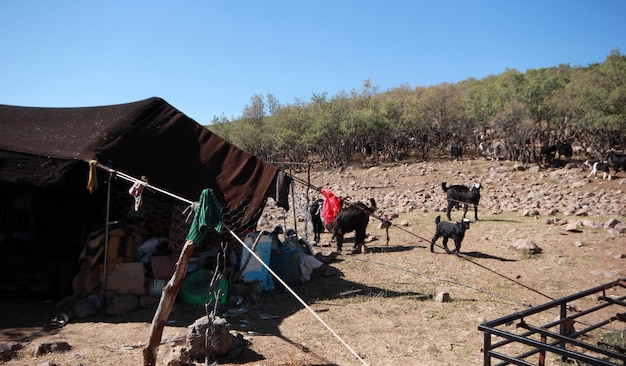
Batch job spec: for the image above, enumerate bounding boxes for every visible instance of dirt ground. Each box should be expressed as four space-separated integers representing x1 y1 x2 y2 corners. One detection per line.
1 158 625 366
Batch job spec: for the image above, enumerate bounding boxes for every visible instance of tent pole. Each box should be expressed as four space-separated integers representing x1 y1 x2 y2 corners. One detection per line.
290 167 297 235
101 171 114 298
305 162 311 239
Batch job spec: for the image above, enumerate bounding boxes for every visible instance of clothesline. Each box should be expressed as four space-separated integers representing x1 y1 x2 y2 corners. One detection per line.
89 161 195 205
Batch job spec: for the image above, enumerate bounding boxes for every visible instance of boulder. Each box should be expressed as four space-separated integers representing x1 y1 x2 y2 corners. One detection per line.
187 315 234 361
509 239 542 254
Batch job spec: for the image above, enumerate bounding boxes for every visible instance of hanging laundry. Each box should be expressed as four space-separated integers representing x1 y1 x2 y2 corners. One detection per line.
186 188 224 243
87 160 98 193
320 189 342 225
128 176 148 211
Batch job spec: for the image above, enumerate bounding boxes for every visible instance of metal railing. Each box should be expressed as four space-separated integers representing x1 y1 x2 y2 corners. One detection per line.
479 278 626 366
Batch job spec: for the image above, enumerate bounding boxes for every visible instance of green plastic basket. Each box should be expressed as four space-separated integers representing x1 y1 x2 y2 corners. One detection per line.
179 269 228 305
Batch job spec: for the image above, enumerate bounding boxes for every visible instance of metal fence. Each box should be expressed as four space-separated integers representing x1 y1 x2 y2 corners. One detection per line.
478 278 626 366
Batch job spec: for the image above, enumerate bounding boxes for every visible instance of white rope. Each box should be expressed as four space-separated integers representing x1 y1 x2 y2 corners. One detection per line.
91 162 194 205
226 226 369 366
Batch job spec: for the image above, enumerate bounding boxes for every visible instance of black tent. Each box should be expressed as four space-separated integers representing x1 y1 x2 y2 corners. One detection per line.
0 97 290 298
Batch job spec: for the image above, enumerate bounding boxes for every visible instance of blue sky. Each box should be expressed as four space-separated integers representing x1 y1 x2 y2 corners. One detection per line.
1 1 624 125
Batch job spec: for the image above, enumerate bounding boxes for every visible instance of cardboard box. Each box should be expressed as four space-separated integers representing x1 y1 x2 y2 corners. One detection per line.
104 262 146 295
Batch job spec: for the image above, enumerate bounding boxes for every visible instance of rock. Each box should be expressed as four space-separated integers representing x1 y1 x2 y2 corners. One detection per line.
187 315 234 360
539 208 557 216
161 346 191 366
528 165 541 173
509 239 542 254
38 362 58 366
35 341 71 356
574 241 584 247
0 341 23 362
564 221 582 232
433 291 451 302
604 218 621 229
106 294 139 315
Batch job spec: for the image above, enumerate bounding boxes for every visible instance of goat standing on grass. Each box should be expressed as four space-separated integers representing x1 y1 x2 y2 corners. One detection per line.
430 215 470 255
442 181 481 221
327 198 376 254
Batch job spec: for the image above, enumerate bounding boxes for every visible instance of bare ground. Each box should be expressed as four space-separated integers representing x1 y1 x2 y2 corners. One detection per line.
1 158 625 366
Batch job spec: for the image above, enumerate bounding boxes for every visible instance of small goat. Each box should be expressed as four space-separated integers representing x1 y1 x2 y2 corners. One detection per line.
328 198 376 254
309 198 325 244
606 149 626 178
583 160 610 180
442 181 481 221
430 215 470 255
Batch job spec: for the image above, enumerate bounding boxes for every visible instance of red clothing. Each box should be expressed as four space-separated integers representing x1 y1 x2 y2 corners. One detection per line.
320 189 342 225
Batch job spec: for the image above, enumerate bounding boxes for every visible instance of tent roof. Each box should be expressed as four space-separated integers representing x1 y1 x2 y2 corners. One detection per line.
0 97 288 232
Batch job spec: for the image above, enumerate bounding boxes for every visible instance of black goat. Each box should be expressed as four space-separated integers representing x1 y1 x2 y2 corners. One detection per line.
606 149 626 179
556 141 573 160
450 145 463 160
441 181 481 221
540 143 557 166
430 215 470 255
309 198 325 244
328 198 376 254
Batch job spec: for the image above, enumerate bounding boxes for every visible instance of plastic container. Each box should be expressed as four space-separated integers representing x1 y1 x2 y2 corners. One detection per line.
179 269 228 305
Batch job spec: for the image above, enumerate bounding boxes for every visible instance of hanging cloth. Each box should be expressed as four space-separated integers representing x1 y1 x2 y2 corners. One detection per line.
87 160 98 193
186 188 224 243
128 176 148 211
269 170 292 210
320 188 342 226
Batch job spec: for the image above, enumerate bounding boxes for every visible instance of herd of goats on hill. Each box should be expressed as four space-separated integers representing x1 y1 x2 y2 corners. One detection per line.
305 142 626 256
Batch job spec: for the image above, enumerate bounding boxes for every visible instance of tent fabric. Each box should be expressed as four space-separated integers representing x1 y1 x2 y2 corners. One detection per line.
0 97 289 234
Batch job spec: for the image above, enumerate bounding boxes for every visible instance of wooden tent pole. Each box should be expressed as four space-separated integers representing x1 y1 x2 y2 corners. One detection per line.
101 171 113 297
143 239 195 366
